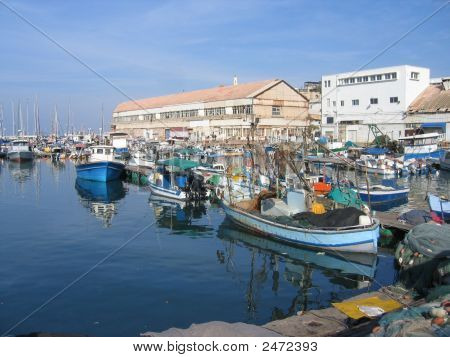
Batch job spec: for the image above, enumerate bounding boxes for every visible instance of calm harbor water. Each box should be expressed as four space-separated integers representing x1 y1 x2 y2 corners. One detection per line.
0 159 448 336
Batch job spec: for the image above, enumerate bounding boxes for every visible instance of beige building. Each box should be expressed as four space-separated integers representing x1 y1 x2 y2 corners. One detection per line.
111 79 309 142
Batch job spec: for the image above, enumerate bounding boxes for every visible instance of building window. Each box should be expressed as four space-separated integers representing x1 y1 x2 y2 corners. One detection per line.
385 73 391 80
326 117 334 124
390 97 399 103
391 72 397 79
272 106 281 116
352 99 359 106
363 76 369 82
370 98 378 105
327 98 330 107
411 72 419 80
333 101 336 106
349 78 355 84
340 100 344 106
376 74 382 80
232 105 252 115
357 77 362 83
370 75 376 81
161 109 198 119
144 114 156 121
205 107 226 116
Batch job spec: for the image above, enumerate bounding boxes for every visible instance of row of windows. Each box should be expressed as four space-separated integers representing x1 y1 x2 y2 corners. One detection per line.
326 97 399 107
232 105 253 115
337 72 397 86
205 107 226 116
160 109 199 119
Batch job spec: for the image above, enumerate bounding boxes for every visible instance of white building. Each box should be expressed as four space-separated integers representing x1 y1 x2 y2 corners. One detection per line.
320 65 430 144
406 77 450 142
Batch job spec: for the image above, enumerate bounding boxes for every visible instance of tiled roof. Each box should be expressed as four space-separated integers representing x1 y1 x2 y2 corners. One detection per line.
408 84 450 113
114 79 280 113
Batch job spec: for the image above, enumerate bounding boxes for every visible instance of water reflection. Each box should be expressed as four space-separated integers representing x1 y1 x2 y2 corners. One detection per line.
8 161 35 183
217 221 377 319
75 178 126 227
148 195 213 235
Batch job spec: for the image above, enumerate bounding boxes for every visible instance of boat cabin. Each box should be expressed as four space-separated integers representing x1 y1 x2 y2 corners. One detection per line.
398 133 440 155
89 145 116 162
10 140 31 152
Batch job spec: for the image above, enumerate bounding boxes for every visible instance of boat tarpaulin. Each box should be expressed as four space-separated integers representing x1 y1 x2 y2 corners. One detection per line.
362 147 389 155
420 122 446 129
157 158 199 170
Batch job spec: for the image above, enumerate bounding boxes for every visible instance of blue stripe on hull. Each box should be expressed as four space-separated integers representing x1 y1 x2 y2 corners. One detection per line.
221 202 379 253
76 161 124 182
358 192 409 203
404 149 445 160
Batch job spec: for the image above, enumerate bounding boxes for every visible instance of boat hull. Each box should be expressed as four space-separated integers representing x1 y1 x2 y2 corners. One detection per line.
440 159 450 171
7 151 33 162
221 201 379 254
76 161 124 182
355 188 409 205
149 182 187 201
428 193 450 221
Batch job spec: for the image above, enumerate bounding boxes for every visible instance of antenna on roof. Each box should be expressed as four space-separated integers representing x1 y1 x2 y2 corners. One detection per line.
233 75 238 86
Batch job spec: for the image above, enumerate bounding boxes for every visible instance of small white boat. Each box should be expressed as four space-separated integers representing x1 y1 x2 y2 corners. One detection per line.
129 150 155 168
355 157 396 176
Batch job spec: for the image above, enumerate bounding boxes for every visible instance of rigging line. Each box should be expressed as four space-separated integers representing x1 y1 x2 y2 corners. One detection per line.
1 220 157 336
285 0 449 127
0 0 167 128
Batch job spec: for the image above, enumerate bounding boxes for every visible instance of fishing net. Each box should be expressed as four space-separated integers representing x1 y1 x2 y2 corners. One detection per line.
292 207 365 228
395 223 450 293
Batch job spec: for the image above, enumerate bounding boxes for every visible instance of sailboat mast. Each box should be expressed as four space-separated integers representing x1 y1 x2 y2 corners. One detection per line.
0 104 4 137
101 103 104 142
11 101 15 136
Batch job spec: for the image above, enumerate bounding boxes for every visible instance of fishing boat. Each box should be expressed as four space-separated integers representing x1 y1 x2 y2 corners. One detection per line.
76 145 124 182
355 156 396 176
149 158 203 201
196 163 225 174
351 179 409 208
427 193 450 222
128 150 155 169
440 151 450 171
220 191 379 254
398 133 444 160
7 140 34 162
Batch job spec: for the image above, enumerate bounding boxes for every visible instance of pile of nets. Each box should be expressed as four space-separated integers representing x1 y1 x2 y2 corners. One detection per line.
395 223 450 293
292 207 365 228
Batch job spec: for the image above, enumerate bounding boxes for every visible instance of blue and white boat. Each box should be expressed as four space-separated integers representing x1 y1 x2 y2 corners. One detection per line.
398 133 445 160
427 193 450 222
352 179 409 208
220 198 379 254
148 158 200 201
76 145 124 182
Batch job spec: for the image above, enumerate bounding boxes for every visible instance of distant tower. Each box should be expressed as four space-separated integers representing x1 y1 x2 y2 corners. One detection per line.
233 75 238 86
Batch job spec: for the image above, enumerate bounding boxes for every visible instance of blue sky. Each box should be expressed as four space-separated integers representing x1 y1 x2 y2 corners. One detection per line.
0 0 449 134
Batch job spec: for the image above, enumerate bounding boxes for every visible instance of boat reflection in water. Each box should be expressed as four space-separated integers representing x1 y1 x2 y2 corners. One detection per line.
148 194 213 236
8 161 35 183
217 220 377 319
75 178 126 227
